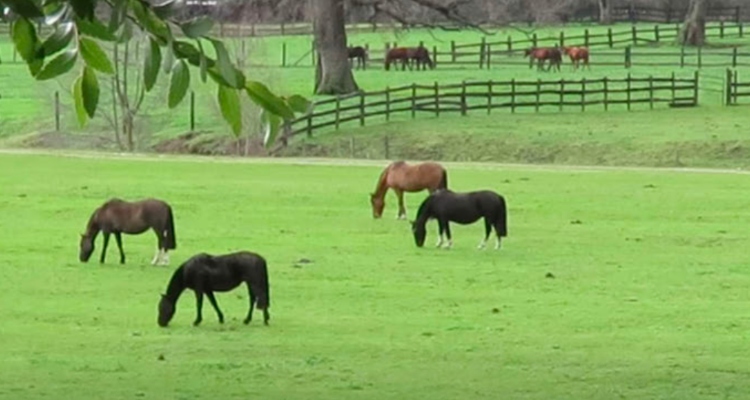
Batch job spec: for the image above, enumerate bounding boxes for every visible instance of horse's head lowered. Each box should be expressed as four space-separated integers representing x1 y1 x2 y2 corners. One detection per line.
79 233 94 262
411 220 427 247
370 193 385 219
158 294 176 327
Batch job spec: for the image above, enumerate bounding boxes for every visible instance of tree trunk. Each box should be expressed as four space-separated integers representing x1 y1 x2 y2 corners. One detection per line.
598 0 612 24
312 0 358 95
680 0 707 46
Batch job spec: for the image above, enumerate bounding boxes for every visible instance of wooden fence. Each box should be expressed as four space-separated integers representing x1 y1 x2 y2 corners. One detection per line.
279 22 747 69
726 69 750 105
287 74 699 138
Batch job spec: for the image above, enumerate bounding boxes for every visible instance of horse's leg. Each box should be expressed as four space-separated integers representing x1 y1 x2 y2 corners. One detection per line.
443 221 453 249
99 232 110 263
193 291 204 326
494 220 503 250
262 307 270 326
204 291 224 324
435 221 444 248
395 189 406 219
478 219 491 249
243 283 256 324
114 232 125 264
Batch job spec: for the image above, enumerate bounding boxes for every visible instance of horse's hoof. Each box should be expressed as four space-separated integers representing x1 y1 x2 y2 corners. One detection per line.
193 320 202 327
243 319 251 325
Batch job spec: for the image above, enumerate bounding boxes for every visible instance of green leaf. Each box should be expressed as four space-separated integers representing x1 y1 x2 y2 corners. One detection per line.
143 38 161 91
108 0 127 32
168 60 190 108
261 110 281 148
73 74 88 126
79 37 114 74
217 85 242 137
210 39 242 88
172 40 207 67
28 58 43 76
35 49 78 80
180 17 214 39
12 17 38 63
3 0 44 19
286 94 312 114
77 17 118 41
39 22 75 58
152 0 180 19
70 0 95 20
81 66 100 118
245 81 295 120
130 0 171 45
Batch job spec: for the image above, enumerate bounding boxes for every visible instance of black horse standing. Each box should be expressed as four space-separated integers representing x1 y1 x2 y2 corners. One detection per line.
157 251 271 327
411 189 507 249
347 46 368 69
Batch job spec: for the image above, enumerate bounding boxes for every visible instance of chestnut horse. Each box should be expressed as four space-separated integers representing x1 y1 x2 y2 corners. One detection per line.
524 47 562 71
79 198 176 265
370 161 448 219
385 46 433 71
348 46 368 69
562 46 590 70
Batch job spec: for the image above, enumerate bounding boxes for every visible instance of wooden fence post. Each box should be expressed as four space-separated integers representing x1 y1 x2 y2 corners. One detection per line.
693 71 699 105
725 68 733 105
511 79 516 113
54 91 60 132
532 33 538 48
670 71 676 103
364 44 369 70
190 91 195 131
451 40 456 63
359 92 365 126
487 80 493 114
433 46 438 69
460 80 467 116
385 87 390 121
335 97 341 129
680 46 685 68
608 28 613 48
626 73 632 111
433 81 439 117
625 46 631 68
631 25 637 45
649 76 654 109
479 37 486 69
720 21 725 38
486 43 492 69
584 29 590 47
698 46 702 69
535 79 541 112
654 25 660 42
411 83 416 118
603 77 609 111
559 31 565 47
581 78 586 112
507 35 512 52
282 42 287 67
559 79 564 112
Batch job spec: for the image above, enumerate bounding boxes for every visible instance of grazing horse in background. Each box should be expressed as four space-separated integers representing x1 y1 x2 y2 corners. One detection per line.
347 46 368 69
411 189 507 250
385 47 410 70
408 46 434 70
524 47 562 71
79 198 176 265
158 251 271 327
562 46 590 70
370 161 447 219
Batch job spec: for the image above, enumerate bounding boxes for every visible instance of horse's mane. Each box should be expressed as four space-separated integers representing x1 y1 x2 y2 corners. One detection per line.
164 263 187 300
415 194 433 222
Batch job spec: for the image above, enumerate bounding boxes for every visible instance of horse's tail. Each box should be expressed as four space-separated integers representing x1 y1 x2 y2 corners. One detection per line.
257 257 270 309
439 169 448 189
497 194 508 237
164 205 177 250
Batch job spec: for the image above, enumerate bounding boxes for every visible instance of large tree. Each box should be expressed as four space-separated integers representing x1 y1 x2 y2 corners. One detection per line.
597 0 612 24
1 0 310 148
680 0 707 46
313 0 358 95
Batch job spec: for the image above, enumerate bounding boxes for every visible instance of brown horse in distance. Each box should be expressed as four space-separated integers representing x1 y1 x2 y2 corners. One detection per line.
562 46 590 70
347 46 368 69
385 46 433 71
370 161 448 219
79 198 176 265
524 47 562 71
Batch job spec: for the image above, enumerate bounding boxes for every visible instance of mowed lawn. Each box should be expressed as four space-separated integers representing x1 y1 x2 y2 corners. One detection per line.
1 151 750 399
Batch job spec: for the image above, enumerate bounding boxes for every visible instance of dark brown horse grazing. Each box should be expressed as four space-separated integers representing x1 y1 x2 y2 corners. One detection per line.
407 46 434 70
347 46 368 69
562 46 590 70
385 47 410 70
385 46 433 71
524 47 562 71
370 161 448 219
157 251 270 327
79 198 176 265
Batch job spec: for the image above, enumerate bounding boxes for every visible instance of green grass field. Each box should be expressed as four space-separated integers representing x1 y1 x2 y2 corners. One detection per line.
3 151 750 399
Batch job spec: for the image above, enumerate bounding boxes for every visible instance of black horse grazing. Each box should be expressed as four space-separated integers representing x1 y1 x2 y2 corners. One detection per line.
411 189 507 249
157 251 271 327
347 46 368 69
79 198 176 265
